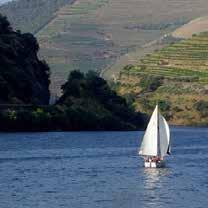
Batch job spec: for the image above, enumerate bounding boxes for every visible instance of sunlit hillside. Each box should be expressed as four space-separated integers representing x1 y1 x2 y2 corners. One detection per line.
3 0 208 96
118 32 208 126
36 0 208 95
172 16 208 39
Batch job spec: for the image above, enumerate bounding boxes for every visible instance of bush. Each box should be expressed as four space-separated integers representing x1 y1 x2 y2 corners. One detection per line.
158 100 171 111
140 76 163 92
0 14 11 34
58 70 147 130
194 100 208 117
0 69 147 131
123 92 136 106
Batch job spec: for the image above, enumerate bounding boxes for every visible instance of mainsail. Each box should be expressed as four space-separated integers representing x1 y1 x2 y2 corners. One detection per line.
139 105 158 156
139 105 170 157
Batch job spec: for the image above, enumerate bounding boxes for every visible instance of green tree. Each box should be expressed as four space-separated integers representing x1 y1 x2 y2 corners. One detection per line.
140 76 163 92
0 14 11 33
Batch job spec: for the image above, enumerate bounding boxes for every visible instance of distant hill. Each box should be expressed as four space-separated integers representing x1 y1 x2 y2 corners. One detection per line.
118 32 208 126
172 16 208 39
0 13 146 131
3 0 208 97
0 14 50 104
37 0 208 96
0 0 74 33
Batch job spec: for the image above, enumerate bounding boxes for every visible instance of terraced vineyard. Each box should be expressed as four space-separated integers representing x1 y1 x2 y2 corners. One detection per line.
0 0 74 33
36 0 208 96
37 0 114 96
118 33 208 125
4 0 208 97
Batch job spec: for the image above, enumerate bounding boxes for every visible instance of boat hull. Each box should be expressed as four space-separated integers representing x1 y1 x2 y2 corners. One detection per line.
144 160 165 168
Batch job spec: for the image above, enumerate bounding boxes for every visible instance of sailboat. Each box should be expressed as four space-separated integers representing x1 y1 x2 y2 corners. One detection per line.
139 105 171 168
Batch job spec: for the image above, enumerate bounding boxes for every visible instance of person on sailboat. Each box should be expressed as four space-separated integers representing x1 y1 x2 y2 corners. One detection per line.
152 156 156 162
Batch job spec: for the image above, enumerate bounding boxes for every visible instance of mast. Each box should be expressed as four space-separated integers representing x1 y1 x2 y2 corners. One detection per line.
157 105 161 157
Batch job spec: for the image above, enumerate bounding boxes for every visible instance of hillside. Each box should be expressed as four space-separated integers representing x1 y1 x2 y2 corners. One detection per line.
0 14 50 104
0 14 146 131
172 16 208 39
3 0 208 97
0 0 74 33
37 0 208 96
118 32 208 126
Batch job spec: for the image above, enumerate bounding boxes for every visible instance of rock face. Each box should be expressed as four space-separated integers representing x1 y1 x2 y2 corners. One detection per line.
0 14 50 104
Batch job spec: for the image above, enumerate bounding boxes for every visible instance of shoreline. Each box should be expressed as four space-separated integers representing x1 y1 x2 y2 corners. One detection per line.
1 125 208 134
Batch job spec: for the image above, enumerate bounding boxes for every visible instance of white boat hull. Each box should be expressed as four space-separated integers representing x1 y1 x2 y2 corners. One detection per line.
144 160 165 168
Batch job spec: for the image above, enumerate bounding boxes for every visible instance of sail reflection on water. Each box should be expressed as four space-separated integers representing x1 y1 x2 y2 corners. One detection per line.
142 168 172 208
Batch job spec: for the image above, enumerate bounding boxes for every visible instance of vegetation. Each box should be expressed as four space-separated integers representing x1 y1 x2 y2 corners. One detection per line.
4 0 208 96
56 70 147 131
194 100 208 118
0 12 147 131
140 76 163 92
0 14 50 104
0 70 147 131
118 32 208 126
0 0 74 33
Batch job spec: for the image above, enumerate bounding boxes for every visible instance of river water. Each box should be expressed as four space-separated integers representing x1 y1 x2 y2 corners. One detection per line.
0 127 207 208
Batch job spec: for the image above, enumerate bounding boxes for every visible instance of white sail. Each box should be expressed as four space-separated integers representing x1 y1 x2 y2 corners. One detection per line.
139 105 158 156
159 114 170 157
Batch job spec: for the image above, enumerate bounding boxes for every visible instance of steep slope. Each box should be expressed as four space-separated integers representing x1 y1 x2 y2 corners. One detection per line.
0 14 50 104
118 32 208 126
36 0 208 96
0 0 74 33
172 16 208 39
4 0 208 97
0 14 146 131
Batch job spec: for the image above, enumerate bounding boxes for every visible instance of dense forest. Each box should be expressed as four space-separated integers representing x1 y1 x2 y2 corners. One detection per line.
0 14 147 131
0 70 147 131
0 0 74 33
56 70 147 131
0 14 50 104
